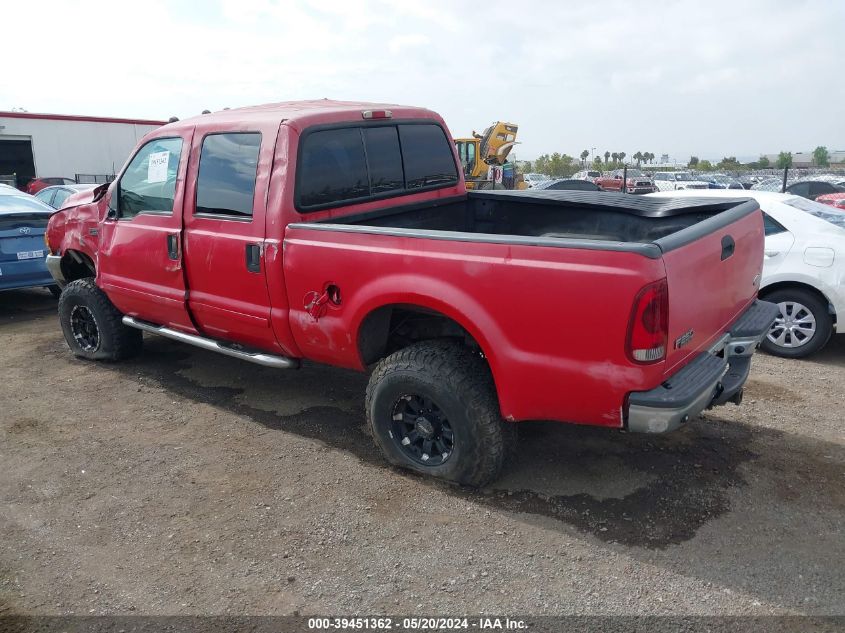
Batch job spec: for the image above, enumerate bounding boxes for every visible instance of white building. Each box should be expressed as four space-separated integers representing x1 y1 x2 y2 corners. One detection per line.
0 111 164 189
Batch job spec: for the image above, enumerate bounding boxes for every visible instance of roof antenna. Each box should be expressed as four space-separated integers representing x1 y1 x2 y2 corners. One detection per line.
201 109 211 114
168 116 179 123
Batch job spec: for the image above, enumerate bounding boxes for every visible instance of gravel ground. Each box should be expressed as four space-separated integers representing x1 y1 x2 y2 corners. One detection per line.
1 288 843 616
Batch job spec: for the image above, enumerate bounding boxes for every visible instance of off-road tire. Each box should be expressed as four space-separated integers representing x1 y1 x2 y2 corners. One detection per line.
760 288 832 358
58 278 143 361
366 340 512 487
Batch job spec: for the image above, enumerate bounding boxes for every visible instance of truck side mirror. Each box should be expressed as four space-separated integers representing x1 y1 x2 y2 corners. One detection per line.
105 185 120 220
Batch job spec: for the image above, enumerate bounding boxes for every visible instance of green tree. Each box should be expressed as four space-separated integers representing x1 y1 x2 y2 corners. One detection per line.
718 156 741 171
580 149 589 165
699 159 714 171
593 156 602 168
813 146 830 167
534 154 549 175
611 152 619 164
604 151 610 164
776 151 793 169
688 156 699 168
633 151 643 166
522 161 533 172
618 152 626 164
758 156 770 168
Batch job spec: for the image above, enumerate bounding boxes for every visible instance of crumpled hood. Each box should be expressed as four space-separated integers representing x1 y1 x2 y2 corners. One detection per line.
59 188 99 210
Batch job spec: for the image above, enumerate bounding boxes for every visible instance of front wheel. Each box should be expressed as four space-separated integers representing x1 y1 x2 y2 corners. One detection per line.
58 278 143 361
760 288 832 358
365 340 512 487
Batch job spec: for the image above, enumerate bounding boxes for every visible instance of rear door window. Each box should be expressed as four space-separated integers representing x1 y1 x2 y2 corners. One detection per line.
34 188 55 206
195 132 262 218
763 213 787 236
52 188 73 208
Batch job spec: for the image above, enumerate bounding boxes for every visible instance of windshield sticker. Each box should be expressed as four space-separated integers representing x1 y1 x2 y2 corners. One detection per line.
147 151 170 183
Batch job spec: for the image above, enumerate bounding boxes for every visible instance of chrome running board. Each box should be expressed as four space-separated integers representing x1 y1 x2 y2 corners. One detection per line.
122 316 299 369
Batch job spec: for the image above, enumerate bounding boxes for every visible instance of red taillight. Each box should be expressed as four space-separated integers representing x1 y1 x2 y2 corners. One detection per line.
626 279 668 364
362 110 392 120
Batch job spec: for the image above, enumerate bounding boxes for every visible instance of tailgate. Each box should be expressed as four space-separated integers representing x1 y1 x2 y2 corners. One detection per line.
656 200 764 373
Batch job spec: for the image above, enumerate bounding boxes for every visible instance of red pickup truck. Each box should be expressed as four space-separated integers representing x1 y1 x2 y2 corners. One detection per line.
596 169 658 194
45 100 777 486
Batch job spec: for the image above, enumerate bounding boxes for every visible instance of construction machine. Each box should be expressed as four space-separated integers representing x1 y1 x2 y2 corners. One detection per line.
454 121 518 189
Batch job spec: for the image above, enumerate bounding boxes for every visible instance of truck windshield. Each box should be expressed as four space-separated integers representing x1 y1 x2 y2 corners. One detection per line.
784 196 845 230
675 173 695 181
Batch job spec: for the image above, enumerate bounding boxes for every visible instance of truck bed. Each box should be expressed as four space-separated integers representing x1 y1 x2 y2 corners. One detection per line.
304 190 757 257
283 189 764 428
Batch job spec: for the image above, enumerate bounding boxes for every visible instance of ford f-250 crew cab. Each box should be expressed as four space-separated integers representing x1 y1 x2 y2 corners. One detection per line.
45 100 777 486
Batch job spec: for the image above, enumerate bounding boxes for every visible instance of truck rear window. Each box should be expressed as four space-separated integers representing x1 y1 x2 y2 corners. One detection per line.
297 123 458 211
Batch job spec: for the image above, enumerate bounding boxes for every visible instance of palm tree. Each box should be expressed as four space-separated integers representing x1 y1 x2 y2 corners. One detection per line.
580 150 589 165
633 151 643 166
611 152 619 164
604 151 610 164
618 152 626 164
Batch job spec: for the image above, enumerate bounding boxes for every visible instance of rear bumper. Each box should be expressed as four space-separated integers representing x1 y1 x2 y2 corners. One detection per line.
0 257 55 291
46 254 66 286
626 300 779 433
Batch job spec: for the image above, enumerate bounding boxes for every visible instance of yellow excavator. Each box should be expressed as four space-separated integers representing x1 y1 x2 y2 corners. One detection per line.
454 121 518 190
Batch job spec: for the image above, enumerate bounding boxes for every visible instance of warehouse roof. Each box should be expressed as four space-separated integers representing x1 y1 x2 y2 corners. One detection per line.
0 111 166 126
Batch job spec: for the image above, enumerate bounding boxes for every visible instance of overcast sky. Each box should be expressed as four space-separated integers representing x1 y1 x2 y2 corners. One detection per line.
2 0 842 162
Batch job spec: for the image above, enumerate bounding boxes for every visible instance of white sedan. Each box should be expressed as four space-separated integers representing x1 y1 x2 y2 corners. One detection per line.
650 189 845 358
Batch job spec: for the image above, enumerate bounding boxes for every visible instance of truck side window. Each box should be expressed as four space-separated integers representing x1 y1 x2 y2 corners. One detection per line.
118 137 183 219
398 124 458 189
195 133 262 218
363 127 404 194
299 128 369 208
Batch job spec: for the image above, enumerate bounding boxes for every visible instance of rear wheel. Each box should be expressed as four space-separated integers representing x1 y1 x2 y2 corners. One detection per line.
760 288 832 358
366 340 512 487
58 278 143 361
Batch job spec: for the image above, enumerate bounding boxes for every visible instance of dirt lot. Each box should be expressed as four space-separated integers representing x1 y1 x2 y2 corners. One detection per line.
1 288 843 616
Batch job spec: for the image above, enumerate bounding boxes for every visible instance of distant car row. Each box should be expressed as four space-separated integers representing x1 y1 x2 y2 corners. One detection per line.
526 170 845 207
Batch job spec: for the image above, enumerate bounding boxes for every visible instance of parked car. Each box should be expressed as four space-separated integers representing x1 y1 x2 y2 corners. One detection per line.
815 193 845 210
33 184 98 209
572 170 602 182
737 175 762 190
653 171 710 191
532 179 602 191
695 173 744 190
595 169 657 194
25 177 77 195
784 180 845 201
752 177 784 192
651 189 845 358
522 173 549 188
0 188 59 297
45 100 774 486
